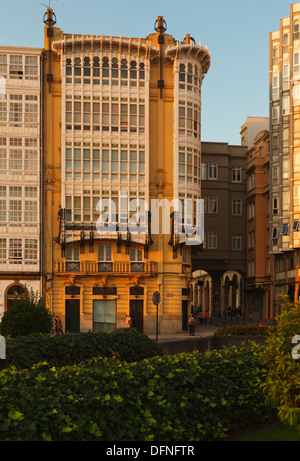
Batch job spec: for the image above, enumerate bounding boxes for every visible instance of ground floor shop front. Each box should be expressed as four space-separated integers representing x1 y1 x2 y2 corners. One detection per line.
46 274 191 335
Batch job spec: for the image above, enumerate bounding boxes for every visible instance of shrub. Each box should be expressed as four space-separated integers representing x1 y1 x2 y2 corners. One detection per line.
215 324 272 336
107 328 165 362
0 290 53 338
0 328 165 370
0 346 273 441
260 295 300 430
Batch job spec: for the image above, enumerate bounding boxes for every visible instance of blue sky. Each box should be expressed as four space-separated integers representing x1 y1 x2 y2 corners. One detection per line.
0 0 297 144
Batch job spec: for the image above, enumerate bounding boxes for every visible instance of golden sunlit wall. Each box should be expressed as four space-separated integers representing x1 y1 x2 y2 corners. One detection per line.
270 2 300 309
42 10 210 334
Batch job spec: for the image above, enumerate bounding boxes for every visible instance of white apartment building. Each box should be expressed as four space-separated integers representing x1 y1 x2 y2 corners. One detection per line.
0 46 42 315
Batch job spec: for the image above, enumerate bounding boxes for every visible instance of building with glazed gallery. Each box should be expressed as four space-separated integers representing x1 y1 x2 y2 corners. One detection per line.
42 9 210 334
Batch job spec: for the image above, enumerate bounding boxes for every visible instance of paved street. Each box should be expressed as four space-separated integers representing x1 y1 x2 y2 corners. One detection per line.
148 324 218 343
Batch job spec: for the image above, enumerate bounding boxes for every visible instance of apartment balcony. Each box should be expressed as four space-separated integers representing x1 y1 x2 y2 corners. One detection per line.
0 261 40 273
55 259 157 276
6 76 41 88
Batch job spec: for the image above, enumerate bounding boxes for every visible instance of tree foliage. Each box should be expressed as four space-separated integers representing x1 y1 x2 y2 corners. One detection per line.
260 295 300 429
0 290 53 338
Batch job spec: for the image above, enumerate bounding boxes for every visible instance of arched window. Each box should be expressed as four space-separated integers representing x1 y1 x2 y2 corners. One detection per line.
102 57 109 67
194 64 199 88
139 62 145 80
102 57 109 81
111 57 118 80
66 58 72 76
112 57 118 67
74 57 81 76
121 59 128 81
93 57 100 78
179 63 185 83
187 63 193 85
83 57 90 77
5 284 28 310
273 197 278 215
130 61 137 79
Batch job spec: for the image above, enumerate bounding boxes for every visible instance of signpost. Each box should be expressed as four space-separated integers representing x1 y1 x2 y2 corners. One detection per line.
152 291 161 343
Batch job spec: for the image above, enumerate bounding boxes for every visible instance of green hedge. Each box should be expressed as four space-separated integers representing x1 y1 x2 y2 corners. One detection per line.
0 328 165 370
0 290 53 338
260 297 300 429
215 324 272 336
0 346 274 441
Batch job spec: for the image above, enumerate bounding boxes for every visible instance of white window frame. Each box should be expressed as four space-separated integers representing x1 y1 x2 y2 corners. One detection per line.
232 234 242 251
207 232 217 249
272 74 279 100
272 197 279 215
283 61 290 90
232 199 242 216
272 106 279 124
66 247 80 261
98 245 112 262
282 95 290 116
129 248 143 262
232 167 242 183
207 196 218 214
208 163 218 180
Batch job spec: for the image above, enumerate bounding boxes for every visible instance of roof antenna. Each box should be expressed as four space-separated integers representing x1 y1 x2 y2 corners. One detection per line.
42 0 57 26
41 0 57 8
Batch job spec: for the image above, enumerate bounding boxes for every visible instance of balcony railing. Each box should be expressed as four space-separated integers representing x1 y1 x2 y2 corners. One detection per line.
55 259 157 276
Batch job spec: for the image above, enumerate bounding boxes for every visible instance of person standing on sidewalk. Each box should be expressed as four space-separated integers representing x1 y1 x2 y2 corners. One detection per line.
188 315 196 336
125 314 132 328
204 310 209 325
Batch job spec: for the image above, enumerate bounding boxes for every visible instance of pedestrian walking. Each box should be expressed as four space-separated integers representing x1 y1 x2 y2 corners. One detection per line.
54 315 63 335
204 310 209 325
125 314 132 328
188 315 196 336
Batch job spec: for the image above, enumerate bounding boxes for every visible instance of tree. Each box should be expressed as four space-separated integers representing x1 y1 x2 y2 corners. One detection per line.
260 295 300 430
0 290 53 338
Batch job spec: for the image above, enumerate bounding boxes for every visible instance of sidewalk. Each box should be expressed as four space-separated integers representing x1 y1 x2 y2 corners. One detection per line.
148 324 218 343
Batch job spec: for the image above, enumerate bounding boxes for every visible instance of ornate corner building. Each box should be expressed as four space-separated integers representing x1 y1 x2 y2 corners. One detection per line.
42 9 210 334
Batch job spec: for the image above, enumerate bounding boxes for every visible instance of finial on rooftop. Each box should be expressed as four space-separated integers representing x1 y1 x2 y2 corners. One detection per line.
154 16 167 34
42 0 57 26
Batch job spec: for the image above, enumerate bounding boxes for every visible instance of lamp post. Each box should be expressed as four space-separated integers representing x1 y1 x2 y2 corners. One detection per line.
152 291 161 343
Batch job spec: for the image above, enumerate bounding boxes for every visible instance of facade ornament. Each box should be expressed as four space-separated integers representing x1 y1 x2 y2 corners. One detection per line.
154 169 166 193
44 172 55 185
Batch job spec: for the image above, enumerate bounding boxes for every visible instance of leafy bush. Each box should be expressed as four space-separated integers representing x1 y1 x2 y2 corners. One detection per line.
0 328 165 370
107 328 165 362
0 290 53 338
260 295 300 430
0 346 273 441
215 324 272 336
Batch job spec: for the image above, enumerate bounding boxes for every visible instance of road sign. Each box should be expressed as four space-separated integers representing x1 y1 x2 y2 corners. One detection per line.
152 291 161 306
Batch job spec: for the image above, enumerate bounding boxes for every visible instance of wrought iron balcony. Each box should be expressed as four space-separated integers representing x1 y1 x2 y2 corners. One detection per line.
55 259 157 276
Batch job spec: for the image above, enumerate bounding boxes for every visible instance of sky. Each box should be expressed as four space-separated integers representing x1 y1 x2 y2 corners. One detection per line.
0 0 298 144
